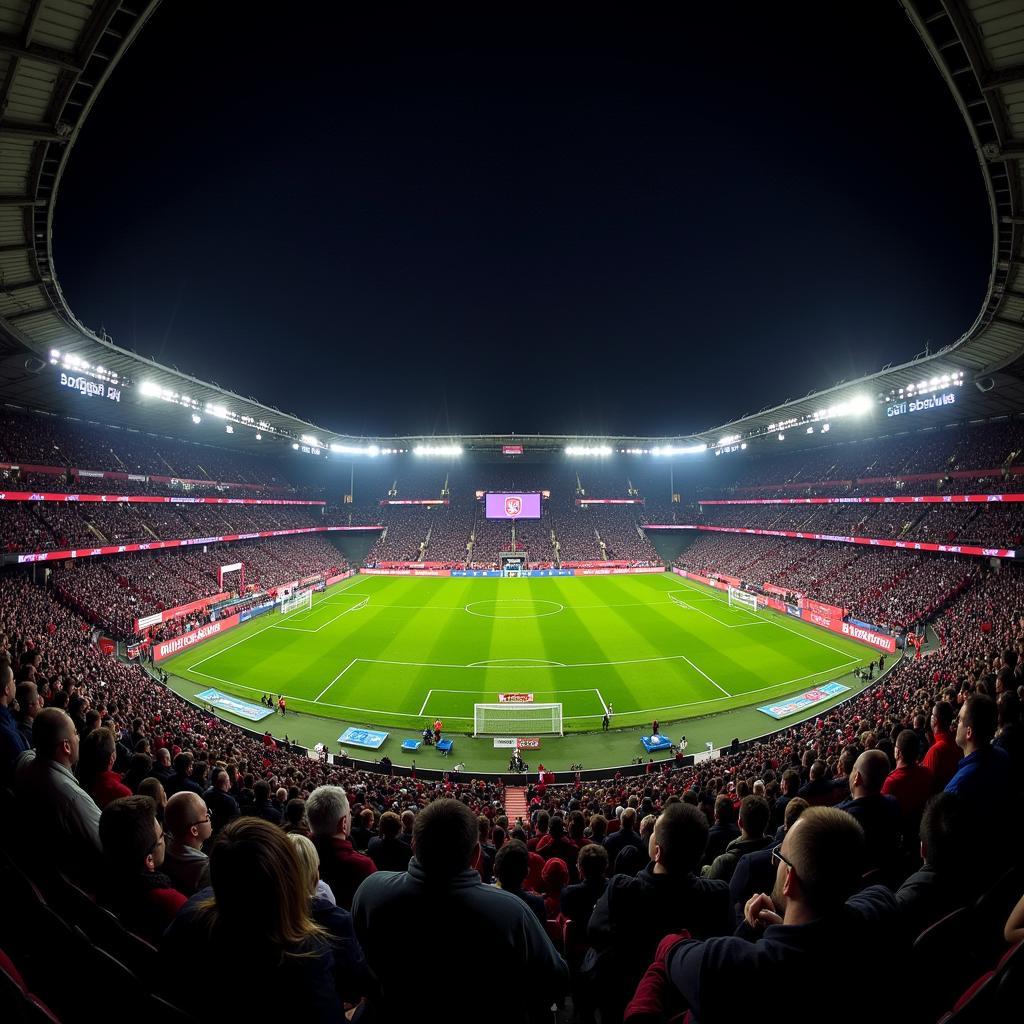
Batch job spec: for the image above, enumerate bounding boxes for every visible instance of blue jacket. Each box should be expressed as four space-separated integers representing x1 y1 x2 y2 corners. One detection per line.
945 744 1011 815
667 886 900 1024
0 705 30 786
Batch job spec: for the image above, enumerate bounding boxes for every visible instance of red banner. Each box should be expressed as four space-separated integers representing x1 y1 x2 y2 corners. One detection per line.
326 571 355 586
801 597 847 619
152 614 241 661
837 620 897 653
700 494 1024 506
516 737 540 748
0 491 324 505
648 524 1014 560
135 591 231 633
498 693 534 703
8 523 382 564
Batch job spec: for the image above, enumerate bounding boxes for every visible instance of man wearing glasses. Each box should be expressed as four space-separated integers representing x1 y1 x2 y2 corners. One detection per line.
627 807 899 1024
163 790 213 895
98 795 187 945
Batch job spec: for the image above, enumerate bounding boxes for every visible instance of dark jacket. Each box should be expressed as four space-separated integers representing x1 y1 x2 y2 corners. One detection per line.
587 863 731 1023
366 835 413 873
351 858 568 1022
702 822 740 866
603 826 643 867
561 876 607 928
0 705 29 787
895 865 970 939
162 889 345 1022
837 793 902 873
728 842 781 927
703 834 775 884
312 834 376 911
502 884 547 924
310 895 373 1005
665 885 900 1024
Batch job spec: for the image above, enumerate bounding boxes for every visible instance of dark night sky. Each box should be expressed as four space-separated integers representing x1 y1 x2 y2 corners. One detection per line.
53 3 990 439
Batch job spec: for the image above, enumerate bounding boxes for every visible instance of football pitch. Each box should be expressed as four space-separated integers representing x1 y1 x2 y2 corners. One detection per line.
164 573 873 734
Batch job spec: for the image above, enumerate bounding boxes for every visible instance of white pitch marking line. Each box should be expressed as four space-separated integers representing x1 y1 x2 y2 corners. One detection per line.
595 688 609 715
187 577 372 671
678 653 731 697
467 658 567 667
272 595 369 633
418 689 434 716
315 659 359 702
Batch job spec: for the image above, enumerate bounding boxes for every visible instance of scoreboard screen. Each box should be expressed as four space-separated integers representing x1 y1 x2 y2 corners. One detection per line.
485 492 541 519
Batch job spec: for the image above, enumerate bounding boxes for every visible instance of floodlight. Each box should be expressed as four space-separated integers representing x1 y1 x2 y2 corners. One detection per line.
140 380 161 397
191 414 202 424
778 433 785 440
225 425 234 434
255 433 262 440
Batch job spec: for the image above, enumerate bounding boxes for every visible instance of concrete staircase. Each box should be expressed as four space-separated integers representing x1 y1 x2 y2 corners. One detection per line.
504 786 530 831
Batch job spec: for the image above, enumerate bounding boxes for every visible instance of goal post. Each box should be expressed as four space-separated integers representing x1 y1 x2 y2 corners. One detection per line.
473 703 563 736
728 586 762 611
280 589 313 615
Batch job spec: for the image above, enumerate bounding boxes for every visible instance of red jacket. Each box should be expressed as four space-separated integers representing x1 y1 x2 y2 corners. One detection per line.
312 835 376 911
922 732 962 792
881 763 933 821
91 770 132 809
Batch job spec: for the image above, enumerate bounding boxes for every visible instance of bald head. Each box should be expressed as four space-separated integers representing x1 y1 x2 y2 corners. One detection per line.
851 750 890 797
165 791 211 850
33 707 79 767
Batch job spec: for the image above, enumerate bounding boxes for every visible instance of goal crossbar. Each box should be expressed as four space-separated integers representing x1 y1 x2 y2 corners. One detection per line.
473 703 563 736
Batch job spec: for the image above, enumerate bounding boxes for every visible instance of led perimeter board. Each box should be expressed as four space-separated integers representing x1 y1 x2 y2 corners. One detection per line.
485 492 541 519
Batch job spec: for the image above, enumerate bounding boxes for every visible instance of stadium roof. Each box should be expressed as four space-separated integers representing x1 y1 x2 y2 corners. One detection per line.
0 0 1022 456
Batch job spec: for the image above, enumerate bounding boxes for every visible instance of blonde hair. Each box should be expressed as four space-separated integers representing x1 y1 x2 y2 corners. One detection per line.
287 832 321 896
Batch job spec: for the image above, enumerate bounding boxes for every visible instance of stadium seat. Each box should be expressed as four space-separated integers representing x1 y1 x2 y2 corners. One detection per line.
401 739 421 752
436 739 453 756
912 907 981 1021
937 970 996 1024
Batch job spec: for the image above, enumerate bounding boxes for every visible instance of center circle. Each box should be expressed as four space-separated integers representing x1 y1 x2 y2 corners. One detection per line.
464 599 565 619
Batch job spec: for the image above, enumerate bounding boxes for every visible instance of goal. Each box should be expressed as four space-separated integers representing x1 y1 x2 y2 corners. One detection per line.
280 589 313 615
473 703 563 736
727 586 762 612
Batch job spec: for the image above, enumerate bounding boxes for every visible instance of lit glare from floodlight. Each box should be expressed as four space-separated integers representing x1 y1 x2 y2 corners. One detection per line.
191 414 201 424
565 445 613 457
413 445 462 457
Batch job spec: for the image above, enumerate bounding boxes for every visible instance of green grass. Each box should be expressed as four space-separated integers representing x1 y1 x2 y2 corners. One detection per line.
165 573 873 738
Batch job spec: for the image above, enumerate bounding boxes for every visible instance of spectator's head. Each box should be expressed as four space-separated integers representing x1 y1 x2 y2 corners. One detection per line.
620 807 637 832
253 779 271 805
211 767 230 792
589 814 607 842
379 811 401 840
305 785 350 839
920 792 970 873
997 690 1021 732
849 750 890 798
541 857 569 897
173 751 193 777
77 726 116 789
577 842 608 882
894 730 920 768
713 795 736 825
650 803 708 875
781 769 800 796
548 815 565 840
165 791 212 851
0 664 13 708
14 680 40 720
783 797 809 831
956 695 998 755
772 807 865 919
284 798 308 832
738 795 770 840
400 810 415 835
202 817 321 948
412 798 479 877
639 813 657 845
809 759 825 781
137 777 167 820
931 701 955 737
286 833 321 897
100 795 164 875
156 748 172 769
33 708 79 769
493 838 529 890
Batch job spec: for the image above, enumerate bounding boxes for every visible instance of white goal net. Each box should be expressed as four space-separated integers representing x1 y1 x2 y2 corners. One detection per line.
281 589 313 615
727 586 762 611
473 703 563 736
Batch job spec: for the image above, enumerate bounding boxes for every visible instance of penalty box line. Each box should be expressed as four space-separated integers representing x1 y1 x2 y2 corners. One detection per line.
418 686 606 718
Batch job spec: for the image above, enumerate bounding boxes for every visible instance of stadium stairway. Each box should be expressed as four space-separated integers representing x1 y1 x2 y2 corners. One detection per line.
505 787 529 830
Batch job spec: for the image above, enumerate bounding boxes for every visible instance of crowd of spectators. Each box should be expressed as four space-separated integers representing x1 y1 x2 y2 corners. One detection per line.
48 535 349 638
676 535 977 633
2 555 1022 1020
